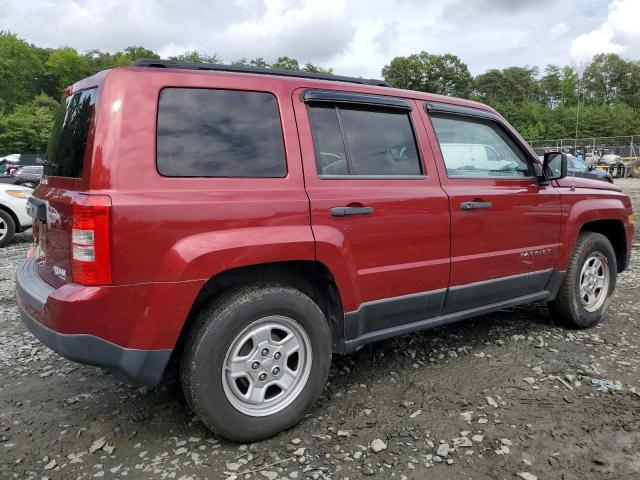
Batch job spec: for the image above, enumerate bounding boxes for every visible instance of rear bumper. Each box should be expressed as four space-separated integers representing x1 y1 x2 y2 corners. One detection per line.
16 258 173 386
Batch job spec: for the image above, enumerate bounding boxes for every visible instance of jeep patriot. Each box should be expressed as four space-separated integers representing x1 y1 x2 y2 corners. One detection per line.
15 59 634 441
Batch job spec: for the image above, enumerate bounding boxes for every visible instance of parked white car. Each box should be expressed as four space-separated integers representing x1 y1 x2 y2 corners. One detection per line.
0 184 32 247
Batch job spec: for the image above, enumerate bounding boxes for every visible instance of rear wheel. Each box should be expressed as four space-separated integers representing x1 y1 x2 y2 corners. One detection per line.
0 210 16 248
180 284 332 442
548 232 616 328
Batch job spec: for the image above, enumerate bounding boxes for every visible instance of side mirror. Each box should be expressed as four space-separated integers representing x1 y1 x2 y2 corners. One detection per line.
543 151 567 181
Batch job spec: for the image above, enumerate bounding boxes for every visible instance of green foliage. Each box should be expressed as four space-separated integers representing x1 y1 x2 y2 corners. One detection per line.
0 33 44 113
0 93 58 151
384 51 640 141
1 31 639 152
84 46 160 73
169 50 221 64
302 63 333 74
45 47 91 91
382 51 473 98
473 66 540 104
231 56 331 73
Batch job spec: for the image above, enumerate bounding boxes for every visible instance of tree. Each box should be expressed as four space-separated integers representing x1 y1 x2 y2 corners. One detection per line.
581 53 631 106
169 50 221 64
382 52 472 98
303 63 333 74
114 46 159 65
559 66 579 107
271 56 301 71
0 33 44 113
473 69 506 103
0 93 58 151
45 47 91 91
540 65 563 107
249 57 270 68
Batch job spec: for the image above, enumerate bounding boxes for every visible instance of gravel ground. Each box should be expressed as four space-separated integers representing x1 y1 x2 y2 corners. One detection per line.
1 179 639 480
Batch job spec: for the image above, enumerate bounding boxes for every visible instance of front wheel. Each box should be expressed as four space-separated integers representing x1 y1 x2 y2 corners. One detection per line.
180 284 332 442
548 232 617 328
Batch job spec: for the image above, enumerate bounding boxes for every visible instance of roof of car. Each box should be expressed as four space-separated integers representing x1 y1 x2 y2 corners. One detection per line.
71 59 498 117
132 58 391 87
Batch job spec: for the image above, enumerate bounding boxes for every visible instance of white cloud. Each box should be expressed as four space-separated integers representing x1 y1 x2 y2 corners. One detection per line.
571 0 640 60
0 0 627 80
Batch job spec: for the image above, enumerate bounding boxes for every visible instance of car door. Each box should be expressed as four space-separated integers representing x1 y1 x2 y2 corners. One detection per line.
420 102 563 314
292 88 450 341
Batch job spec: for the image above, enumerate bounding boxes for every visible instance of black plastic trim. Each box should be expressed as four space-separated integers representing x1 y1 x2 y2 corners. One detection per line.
425 102 496 120
442 269 554 314
337 290 551 353
335 269 566 354
319 174 427 180
303 90 411 109
19 307 171 386
132 58 390 87
15 258 171 386
343 289 447 340
15 258 54 311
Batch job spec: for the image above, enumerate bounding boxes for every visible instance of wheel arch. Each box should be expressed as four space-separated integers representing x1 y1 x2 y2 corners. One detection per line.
580 219 628 273
173 260 345 360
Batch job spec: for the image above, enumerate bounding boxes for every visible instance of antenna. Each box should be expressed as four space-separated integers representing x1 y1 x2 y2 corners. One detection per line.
574 62 583 152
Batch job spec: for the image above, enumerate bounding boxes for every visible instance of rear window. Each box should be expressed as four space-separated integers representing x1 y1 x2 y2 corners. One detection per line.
45 88 97 178
156 88 286 177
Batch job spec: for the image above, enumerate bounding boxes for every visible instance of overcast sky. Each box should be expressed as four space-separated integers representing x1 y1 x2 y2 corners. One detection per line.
2 0 639 78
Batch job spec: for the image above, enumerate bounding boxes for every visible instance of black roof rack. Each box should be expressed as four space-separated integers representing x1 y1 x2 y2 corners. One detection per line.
131 58 390 87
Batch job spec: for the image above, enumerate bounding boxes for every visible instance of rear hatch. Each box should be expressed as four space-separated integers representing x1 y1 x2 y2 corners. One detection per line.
31 88 98 287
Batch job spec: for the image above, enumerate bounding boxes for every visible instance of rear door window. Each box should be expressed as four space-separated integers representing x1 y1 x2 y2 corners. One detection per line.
45 88 97 178
156 88 286 177
307 103 422 177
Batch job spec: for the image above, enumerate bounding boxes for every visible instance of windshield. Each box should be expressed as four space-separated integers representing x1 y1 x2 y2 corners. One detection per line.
45 88 97 178
573 158 590 171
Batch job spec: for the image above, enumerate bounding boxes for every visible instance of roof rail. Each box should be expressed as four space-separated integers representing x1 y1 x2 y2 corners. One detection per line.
131 58 390 87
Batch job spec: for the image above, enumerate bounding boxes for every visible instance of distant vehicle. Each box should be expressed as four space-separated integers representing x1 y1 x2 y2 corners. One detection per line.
599 154 622 165
14 165 43 188
596 154 626 177
0 183 32 247
540 155 613 183
0 165 43 188
0 154 21 176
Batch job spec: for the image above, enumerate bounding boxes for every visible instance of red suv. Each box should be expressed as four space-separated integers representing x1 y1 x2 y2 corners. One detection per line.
16 59 634 442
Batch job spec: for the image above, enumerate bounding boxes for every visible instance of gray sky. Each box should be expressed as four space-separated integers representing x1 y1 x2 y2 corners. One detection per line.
2 0 639 78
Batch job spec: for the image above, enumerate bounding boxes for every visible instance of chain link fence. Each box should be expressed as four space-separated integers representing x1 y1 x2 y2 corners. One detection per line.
528 135 639 160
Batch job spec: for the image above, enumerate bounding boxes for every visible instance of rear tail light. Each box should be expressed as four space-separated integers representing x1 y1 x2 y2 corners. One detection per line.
71 195 112 285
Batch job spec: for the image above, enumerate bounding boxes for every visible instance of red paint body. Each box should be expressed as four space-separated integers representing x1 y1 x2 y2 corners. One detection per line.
25 67 634 352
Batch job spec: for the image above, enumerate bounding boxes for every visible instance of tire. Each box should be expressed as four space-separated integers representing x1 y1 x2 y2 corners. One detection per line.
0 209 16 248
180 284 332 442
548 232 617 328
628 160 640 178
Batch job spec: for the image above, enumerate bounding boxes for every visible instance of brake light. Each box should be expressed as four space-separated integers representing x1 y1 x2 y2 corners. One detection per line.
71 195 112 285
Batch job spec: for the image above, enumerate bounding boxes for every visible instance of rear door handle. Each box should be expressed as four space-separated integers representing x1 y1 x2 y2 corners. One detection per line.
460 201 492 210
330 206 374 217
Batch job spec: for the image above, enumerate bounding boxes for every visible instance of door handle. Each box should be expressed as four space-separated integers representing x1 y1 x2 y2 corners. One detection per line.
460 201 492 210
330 206 374 217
